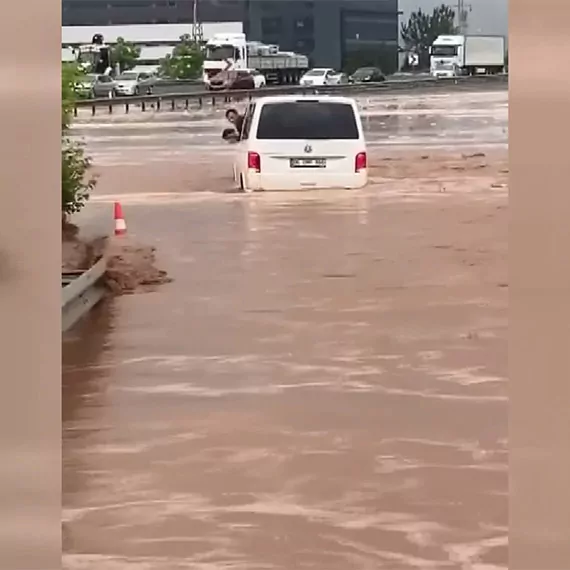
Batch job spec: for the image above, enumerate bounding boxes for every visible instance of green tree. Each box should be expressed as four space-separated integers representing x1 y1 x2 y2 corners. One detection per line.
61 63 97 224
110 37 141 73
400 4 458 68
159 34 204 79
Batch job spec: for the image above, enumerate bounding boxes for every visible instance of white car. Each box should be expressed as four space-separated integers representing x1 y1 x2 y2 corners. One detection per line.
327 71 350 85
232 95 368 192
251 70 266 89
299 68 337 87
114 70 156 96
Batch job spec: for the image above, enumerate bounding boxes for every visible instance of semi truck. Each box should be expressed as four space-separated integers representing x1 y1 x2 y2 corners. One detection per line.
430 34 506 78
202 33 309 86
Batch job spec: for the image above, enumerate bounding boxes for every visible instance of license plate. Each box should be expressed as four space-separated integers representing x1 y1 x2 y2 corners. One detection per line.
290 158 326 168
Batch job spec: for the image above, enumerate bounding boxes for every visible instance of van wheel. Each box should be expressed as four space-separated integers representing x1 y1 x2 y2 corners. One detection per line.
239 173 246 192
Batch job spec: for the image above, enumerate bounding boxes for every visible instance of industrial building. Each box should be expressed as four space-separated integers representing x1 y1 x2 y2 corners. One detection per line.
245 0 398 71
62 0 399 71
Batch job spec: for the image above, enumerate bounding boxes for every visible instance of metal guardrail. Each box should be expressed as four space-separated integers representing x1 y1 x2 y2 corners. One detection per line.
73 74 508 116
62 256 108 333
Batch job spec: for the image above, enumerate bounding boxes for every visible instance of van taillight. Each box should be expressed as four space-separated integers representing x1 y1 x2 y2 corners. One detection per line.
247 151 261 172
355 152 367 172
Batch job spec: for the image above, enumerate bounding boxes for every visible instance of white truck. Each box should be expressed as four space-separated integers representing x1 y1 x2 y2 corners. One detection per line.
202 33 309 86
430 34 506 78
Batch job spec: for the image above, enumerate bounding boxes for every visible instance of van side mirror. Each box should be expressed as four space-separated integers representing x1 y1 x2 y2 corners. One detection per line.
428 47 432 55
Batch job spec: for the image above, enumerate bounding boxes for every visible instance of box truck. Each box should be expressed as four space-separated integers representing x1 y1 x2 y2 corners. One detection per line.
430 34 506 78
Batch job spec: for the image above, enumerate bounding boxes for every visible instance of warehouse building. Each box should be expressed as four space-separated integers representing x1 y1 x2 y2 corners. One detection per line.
62 0 399 71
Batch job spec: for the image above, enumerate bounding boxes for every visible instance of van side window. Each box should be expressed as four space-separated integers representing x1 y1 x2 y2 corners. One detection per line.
240 103 256 140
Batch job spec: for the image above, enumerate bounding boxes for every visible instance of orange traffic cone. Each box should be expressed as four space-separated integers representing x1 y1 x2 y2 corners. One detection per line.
114 202 127 236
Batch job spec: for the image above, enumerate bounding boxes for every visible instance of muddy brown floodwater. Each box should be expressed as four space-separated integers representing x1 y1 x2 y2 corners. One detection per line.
63 90 508 569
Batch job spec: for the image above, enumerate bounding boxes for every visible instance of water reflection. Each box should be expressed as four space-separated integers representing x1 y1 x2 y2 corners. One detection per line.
63 299 116 550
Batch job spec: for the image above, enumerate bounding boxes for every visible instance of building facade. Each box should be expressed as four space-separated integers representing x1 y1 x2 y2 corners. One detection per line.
62 0 399 70
245 0 398 71
62 0 246 27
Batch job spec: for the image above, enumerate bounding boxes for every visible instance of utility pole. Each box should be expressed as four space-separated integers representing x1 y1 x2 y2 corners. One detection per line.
190 0 204 44
456 0 471 34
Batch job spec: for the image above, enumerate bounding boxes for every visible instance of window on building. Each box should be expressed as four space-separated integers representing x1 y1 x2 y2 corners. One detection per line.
294 16 314 34
108 0 153 7
342 16 398 43
64 0 110 9
260 1 283 12
295 38 314 54
261 16 283 35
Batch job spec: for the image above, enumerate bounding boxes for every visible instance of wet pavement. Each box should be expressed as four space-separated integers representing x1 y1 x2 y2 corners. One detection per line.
63 89 508 569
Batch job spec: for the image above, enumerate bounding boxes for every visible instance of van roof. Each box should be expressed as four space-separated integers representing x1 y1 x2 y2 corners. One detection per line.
254 94 357 106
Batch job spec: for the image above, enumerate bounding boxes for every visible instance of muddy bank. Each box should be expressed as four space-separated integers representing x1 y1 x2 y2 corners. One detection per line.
62 225 171 294
104 237 172 294
62 223 106 272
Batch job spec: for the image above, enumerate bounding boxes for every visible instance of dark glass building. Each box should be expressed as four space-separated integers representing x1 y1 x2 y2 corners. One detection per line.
62 0 399 71
245 0 398 71
62 0 246 26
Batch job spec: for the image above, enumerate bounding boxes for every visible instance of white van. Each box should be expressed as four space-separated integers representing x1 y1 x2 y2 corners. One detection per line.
232 95 368 192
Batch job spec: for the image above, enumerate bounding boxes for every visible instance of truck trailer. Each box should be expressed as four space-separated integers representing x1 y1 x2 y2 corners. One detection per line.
430 34 506 78
203 33 309 86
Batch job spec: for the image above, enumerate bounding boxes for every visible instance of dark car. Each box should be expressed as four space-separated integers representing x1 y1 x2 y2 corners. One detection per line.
349 67 386 83
208 69 255 91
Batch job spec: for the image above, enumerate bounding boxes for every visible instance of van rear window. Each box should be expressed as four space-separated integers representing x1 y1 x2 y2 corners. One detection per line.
255 101 359 140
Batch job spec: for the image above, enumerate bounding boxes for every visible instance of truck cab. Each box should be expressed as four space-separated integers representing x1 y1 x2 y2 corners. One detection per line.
430 35 465 78
203 33 247 83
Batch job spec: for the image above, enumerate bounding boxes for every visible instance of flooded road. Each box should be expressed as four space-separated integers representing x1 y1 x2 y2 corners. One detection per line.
72 90 507 166
63 89 508 569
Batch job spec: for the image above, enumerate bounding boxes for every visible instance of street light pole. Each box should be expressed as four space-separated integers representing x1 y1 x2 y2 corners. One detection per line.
191 0 203 44
456 0 471 35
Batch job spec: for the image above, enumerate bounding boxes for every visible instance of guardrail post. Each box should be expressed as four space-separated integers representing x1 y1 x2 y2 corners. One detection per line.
71 77 508 116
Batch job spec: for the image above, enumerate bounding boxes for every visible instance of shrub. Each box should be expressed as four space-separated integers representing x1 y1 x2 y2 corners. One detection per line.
61 62 97 223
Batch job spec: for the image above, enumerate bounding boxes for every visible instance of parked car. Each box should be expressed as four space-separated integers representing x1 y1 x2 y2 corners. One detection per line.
114 70 157 96
349 67 386 83
299 68 337 87
209 69 261 91
328 72 350 85
74 73 117 99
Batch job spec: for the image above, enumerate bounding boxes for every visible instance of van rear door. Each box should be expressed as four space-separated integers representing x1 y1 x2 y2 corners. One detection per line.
252 100 364 175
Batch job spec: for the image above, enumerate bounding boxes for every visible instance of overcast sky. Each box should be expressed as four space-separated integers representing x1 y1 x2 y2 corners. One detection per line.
398 0 509 37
